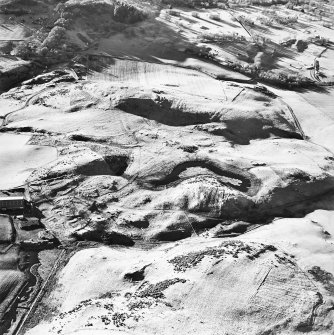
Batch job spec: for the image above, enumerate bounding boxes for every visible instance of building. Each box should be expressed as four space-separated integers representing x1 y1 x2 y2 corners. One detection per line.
0 196 27 212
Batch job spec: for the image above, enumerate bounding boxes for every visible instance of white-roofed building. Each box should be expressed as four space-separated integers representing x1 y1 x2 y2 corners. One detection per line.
0 195 27 211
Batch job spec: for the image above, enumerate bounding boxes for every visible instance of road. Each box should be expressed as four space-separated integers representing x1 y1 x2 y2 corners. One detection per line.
1 86 52 127
12 249 66 335
0 211 64 335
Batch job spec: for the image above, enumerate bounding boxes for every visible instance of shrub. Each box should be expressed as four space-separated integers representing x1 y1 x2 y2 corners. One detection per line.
274 14 298 25
295 39 308 52
0 41 14 54
13 37 42 59
209 13 220 20
311 36 328 46
257 16 274 26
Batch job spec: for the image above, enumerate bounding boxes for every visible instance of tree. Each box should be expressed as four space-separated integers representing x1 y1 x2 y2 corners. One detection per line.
41 26 66 50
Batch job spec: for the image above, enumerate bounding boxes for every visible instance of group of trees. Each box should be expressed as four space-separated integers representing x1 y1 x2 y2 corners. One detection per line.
13 26 67 60
63 1 148 24
11 0 152 62
162 0 221 8
259 9 298 25
223 59 313 87
113 2 148 23
200 31 248 43
160 0 294 7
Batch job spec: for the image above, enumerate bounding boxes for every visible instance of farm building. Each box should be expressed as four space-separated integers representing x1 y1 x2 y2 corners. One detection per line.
0 196 27 211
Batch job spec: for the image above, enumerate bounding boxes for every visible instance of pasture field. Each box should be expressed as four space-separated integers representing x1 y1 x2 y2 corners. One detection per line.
0 133 57 189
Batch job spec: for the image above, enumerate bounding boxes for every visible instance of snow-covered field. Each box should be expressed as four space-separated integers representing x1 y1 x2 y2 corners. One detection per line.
0 133 57 189
0 1 333 334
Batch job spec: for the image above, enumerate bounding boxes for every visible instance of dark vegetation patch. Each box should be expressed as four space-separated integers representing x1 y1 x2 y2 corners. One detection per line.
101 315 111 325
137 278 187 299
247 244 277 260
99 291 120 300
169 241 277 272
179 144 198 153
59 298 94 319
221 56 314 89
287 170 311 182
274 253 296 266
0 127 55 135
112 312 129 327
187 39 315 89
104 303 114 311
169 240 251 271
308 266 334 295
127 299 154 311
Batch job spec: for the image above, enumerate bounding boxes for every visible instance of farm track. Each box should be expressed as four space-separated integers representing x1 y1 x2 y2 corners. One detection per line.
12 249 66 335
1 86 54 127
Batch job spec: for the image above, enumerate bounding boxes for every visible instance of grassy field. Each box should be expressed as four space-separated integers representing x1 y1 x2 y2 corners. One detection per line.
0 133 57 189
0 215 14 243
0 23 28 41
0 269 26 318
